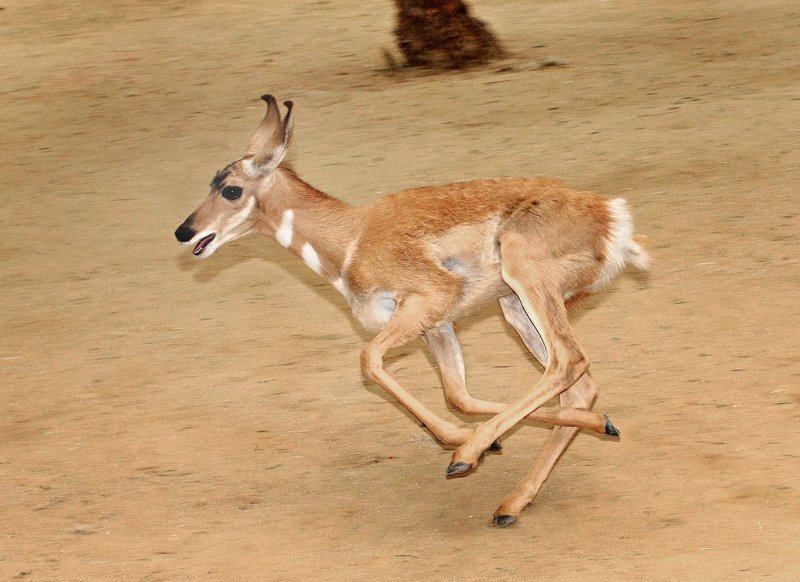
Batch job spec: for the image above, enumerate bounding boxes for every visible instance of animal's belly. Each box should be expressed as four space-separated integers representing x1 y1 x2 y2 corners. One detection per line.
444 262 510 320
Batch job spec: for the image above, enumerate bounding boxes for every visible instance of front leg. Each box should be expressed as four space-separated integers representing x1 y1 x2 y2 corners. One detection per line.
360 294 474 447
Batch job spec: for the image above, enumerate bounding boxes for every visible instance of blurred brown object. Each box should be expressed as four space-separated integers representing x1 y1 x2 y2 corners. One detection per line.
394 0 505 69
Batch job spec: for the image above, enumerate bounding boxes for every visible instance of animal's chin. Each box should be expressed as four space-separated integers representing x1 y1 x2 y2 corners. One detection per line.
192 233 216 257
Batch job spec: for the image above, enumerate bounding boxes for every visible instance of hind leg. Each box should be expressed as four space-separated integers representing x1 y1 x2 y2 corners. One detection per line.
492 368 598 526
423 321 612 435
488 268 608 526
447 237 590 475
499 294 618 437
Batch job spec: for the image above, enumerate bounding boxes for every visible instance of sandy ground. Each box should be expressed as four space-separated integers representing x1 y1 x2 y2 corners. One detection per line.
2 0 799 579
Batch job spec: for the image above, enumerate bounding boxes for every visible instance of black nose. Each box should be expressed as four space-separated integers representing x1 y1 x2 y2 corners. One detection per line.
174 224 196 243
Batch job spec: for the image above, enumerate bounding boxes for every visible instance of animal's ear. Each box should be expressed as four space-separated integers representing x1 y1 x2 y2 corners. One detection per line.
245 96 294 175
245 95 281 156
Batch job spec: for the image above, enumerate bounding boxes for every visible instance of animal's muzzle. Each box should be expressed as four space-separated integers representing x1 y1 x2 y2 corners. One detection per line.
174 223 196 243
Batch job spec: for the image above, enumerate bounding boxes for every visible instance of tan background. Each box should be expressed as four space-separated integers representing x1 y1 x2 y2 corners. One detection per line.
2 1 798 579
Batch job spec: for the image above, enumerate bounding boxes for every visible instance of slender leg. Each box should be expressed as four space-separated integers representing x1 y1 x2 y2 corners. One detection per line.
499 294 618 437
447 237 590 475
498 294 548 364
492 295 602 526
361 294 473 447
423 321 612 435
491 379 596 526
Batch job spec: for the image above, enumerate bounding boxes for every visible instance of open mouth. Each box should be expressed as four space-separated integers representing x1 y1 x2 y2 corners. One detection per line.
193 233 216 256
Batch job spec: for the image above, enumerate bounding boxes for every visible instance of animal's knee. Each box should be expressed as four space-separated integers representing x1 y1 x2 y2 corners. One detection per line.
561 372 597 409
550 348 589 388
360 346 383 384
567 352 589 385
445 394 477 415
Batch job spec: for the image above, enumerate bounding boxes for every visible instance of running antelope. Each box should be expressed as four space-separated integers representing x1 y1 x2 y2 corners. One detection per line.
175 95 650 526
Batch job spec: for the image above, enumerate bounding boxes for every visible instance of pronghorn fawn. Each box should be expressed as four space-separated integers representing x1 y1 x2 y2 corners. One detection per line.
175 95 650 526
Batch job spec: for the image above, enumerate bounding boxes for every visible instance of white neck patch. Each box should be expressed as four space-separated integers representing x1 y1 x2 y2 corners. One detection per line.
301 242 322 274
276 209 294 248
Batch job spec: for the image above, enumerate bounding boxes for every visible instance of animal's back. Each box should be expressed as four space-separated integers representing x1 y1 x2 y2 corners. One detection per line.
348 178 539 294
347 178 615 301
363 177 563 238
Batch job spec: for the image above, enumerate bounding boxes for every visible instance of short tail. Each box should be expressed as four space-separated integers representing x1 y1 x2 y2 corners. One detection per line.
625 234 651 271
606 198 651 275
587 199 651 294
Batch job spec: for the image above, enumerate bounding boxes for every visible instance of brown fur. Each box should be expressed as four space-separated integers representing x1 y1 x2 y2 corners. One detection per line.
175 97 650 525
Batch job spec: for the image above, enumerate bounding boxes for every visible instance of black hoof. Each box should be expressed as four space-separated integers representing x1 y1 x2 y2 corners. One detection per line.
491 514 517 527
445 461 473 477
488 439 503 452
604 415 620 437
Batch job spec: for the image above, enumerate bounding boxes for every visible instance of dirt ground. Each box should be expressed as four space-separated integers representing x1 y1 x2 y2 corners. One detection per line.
2 0 799 579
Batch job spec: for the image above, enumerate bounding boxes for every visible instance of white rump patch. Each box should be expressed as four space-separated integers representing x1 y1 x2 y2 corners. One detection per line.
605 199 634 269
591 198 649 292
301 242 321 274
276 209 294 248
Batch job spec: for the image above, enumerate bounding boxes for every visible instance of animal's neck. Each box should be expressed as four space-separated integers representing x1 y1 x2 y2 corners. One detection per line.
256 167 362 282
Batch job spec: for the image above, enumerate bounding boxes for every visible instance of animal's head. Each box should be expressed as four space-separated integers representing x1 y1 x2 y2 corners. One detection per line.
174 95 294 258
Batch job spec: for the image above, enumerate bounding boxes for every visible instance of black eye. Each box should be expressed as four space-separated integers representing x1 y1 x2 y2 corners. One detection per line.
221 185 243 200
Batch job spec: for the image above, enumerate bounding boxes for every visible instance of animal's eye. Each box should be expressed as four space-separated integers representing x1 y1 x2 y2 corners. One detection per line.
221 185 243 200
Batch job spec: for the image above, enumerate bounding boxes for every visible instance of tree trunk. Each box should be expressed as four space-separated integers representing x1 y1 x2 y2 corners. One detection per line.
394 0 505 69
